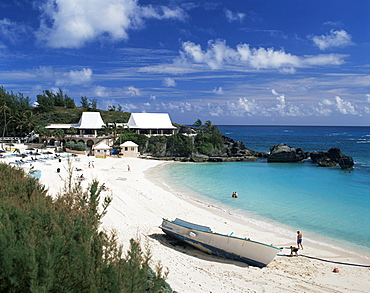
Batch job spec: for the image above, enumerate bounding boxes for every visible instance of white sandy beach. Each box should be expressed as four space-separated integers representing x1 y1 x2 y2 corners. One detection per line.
2 147 370 293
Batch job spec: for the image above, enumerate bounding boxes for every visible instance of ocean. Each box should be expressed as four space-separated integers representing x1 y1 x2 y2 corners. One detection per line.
162 126 370 257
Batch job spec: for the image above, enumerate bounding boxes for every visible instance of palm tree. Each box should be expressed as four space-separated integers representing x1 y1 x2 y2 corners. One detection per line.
0 104 10 149
193 119 203 134
14 111 37 136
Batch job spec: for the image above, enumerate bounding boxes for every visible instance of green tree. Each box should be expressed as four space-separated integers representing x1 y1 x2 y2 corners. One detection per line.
80 96 90 109
65 96 76 108
54 88 66 107
52 128 65 142
90 98 98 110
36 91 55 113
0 103 11 149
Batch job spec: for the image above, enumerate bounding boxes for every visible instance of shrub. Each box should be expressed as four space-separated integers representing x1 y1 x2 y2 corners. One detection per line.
0 163 173 292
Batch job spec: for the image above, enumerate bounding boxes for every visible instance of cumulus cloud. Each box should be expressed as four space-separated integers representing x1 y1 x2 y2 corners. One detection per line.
224 9 246 23
176 39 347 72
162 77 176 87
310 30 353 50
366 94 370 103
36 0 186 48
271 89 280 96
35 66 93 86
334 96 357 115
213 87 224 95
94 85 109 97
126 86 140 96
56 68 93 86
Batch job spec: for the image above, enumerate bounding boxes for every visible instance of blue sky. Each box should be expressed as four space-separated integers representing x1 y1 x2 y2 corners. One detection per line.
1 0 369 126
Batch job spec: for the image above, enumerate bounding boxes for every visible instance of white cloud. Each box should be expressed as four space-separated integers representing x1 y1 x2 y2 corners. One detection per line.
271 89 279 96
310 30 353 50
35 66 93 86
0 18 31 45
213 87 224 95
94 85 109 97
334 96 357 115
162 77 176 87
56 68 93 86
321 99 334 106
224 9 246 23
37 0 186 48
177 39 347 71
127 86 140 96
366 94 370 103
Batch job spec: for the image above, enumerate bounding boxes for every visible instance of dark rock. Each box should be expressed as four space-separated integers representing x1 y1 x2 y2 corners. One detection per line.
310 148 352 168
338 156 354 170
317 158 337 167
267 144 308 162
191 154 209 162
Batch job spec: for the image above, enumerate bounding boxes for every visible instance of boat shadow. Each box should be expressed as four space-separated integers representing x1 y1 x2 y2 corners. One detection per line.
149 233 249 268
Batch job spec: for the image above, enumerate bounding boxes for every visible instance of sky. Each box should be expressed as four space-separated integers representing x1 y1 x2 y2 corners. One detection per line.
0 0 369 126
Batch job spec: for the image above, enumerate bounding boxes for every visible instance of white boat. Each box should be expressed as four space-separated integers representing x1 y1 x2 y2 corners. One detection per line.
160 218 281 268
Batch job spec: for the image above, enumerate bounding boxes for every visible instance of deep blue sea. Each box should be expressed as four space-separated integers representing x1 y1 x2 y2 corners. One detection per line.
163 126 370 257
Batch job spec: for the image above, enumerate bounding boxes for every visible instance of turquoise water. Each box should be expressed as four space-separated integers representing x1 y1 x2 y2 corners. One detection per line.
162 126 370 256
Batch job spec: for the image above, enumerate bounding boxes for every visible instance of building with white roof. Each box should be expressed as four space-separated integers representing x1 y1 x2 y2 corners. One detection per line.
46 112 105 137
119 141 139 157
93 141 111 157
126 113 176 136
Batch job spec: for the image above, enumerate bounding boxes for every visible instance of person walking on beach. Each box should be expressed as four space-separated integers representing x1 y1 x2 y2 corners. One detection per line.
127 165 131 172
297 231 303 250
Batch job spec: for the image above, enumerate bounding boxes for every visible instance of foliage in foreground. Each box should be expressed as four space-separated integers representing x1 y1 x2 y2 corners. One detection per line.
0 163 173 293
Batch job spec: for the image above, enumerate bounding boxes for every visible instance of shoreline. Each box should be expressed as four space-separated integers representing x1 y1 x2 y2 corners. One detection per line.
148 162 370 263
154 162 370 261
2 151 370 292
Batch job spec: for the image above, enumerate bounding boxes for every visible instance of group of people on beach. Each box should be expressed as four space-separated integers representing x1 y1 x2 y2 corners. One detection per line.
290 231 303 256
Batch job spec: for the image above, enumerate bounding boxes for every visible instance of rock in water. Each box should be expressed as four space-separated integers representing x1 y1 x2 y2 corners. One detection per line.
267 144 308 162
339 156 354 170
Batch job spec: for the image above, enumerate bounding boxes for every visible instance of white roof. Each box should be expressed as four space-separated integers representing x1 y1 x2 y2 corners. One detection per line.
46 123 76 129
76 112 105 129
126 113 176 129
94 142 111 150
120 141 138 147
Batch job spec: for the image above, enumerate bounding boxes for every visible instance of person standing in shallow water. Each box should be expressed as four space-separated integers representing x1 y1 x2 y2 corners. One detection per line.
297 231 303 250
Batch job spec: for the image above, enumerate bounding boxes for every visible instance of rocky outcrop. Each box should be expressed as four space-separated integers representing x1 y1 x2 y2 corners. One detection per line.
338 156 354 170
310 148 354 169
267 144 309 163
223 136 268 158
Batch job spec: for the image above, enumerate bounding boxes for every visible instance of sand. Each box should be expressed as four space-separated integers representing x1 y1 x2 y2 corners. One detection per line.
2 146 370 292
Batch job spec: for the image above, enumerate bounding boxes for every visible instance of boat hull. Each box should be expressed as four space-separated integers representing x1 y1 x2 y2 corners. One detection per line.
160 219 281 268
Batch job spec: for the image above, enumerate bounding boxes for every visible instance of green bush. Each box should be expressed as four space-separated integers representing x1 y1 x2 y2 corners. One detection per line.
65 141 86 151
0 163 173 293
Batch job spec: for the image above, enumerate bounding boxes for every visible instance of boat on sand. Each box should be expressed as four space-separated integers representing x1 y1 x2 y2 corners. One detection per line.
160 218 281 268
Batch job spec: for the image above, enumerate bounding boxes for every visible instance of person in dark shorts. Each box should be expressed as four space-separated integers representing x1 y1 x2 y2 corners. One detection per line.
297 231 303 249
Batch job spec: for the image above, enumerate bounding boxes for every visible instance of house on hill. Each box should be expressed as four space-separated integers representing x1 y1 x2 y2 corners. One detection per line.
42 112 177 152
46 112 105 137
126 113 176 136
